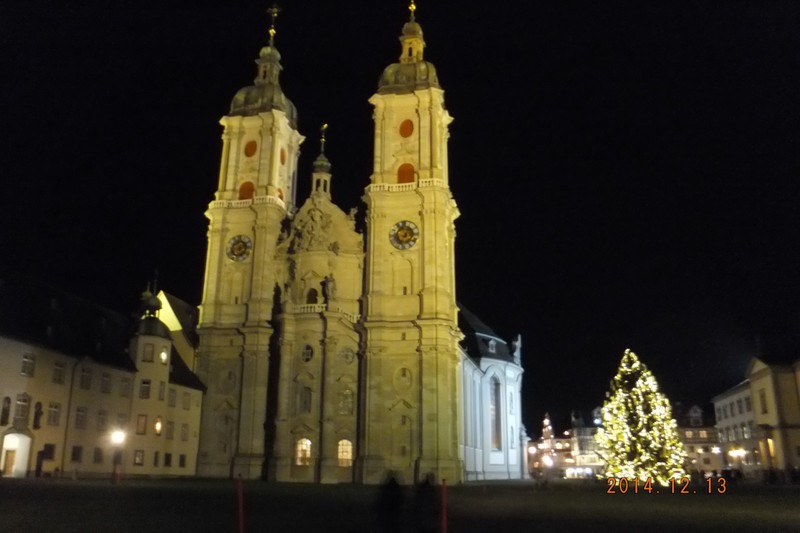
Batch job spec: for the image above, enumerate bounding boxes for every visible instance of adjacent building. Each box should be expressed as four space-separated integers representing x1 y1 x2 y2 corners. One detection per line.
0 277 204 478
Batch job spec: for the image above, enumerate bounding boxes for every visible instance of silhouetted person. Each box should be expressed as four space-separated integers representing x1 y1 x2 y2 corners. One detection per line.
413 472 438 533
375 470 404 533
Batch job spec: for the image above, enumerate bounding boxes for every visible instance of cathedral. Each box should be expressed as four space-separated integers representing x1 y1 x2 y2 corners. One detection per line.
195 3 526 484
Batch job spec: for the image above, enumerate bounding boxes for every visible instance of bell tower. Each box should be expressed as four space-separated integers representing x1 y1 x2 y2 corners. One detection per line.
196 7 304 479
359 1 463 484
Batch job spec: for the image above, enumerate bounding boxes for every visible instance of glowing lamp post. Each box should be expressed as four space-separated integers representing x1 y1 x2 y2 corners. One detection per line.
111 430 126 484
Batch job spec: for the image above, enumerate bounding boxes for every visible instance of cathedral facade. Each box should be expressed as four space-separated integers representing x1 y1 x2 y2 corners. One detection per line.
195 6 526 484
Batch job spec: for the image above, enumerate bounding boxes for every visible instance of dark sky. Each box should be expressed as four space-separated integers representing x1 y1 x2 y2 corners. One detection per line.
3 1 800 435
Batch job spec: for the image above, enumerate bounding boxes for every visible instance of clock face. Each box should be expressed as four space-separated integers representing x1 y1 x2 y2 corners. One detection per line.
226 235 252 261
389 220 419 250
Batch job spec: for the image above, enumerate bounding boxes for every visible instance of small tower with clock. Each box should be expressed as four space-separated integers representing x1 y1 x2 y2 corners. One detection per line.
359 1 463 484
196 8 304 479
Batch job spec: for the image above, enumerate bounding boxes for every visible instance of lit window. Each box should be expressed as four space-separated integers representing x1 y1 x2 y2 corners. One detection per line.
75 406 87 429
742 424 750 439
337 439 353 467
142 343 154 362
21 354 36 377
160 347 169 364
685 430 694 439
100 372 112 394
490 378 502 450
80 367 92 390
53 361 66 384
296 438 312 466
134 450 144 466
699 430 708 439
155 417 163 436
47 402 61 426
140 379 151 399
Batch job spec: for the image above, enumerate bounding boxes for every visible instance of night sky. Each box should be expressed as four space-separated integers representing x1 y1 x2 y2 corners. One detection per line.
3 1 800 435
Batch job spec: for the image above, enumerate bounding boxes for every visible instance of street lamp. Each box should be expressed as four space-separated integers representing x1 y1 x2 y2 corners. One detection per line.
111 430 126 484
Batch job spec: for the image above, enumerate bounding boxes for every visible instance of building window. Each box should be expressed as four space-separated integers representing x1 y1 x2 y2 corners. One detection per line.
699 430 708 439
742 424 750 439
75 407 87 429
100 372 112 394
47 402 61 426
338 389 354 415
80 367 92 390
510 426 516 449
140 379 151 399
166 420 174 440
182 392 190 410
71 446 83 463
488 340 496 353
53 361 66 384
295 438 312 466
164 453 172 467
21 354 36 377
796 446 800 458
490 378 502 450
136 415 147 435
397 163 415 183
716 407 722 421
759 389 768 414
154 451 159 467
181 423 189 442
306 289 318 304
736 399 743 415
301 345 314 362
142 343 154 362
337 439 353 467
93 447 103 464
298 386 312 414
509 392 514 414
745 397 752 412
32 402 43 429
158 381 166 401
97 410 108 431
722 405 728 419
120 377 131 398
133 450 144 466
168 388 177 407
14 394 31 425
686 430 694 439
0 397 9 426
179 454 186 468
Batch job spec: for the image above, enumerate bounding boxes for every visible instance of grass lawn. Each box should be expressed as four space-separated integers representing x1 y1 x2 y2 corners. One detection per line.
0 478 798 532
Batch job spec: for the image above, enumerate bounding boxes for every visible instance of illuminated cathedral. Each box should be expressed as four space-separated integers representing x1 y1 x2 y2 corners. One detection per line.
195 3 526 484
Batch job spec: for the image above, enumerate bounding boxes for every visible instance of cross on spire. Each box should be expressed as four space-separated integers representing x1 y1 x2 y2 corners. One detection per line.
267 3 282 45
320 123 329 154
409 0 417 21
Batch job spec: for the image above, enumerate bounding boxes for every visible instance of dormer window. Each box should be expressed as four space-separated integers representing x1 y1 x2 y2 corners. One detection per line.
488 340 496 353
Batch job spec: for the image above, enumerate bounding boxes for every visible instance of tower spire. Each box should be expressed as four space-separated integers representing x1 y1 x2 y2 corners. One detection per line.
409 0 417 21
320 123 328 155
312 123 332 198
267 3 281 46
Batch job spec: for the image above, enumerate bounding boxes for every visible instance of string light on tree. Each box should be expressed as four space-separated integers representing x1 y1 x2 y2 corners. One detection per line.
595 349 686 485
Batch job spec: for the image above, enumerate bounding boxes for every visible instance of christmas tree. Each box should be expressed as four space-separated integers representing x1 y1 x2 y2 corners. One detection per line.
595 349 686 484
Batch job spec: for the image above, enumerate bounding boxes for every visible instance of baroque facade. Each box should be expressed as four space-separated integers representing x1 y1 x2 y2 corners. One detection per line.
195 6 526 484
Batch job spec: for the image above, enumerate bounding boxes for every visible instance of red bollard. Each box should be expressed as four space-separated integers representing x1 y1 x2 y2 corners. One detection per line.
441 478 447 533
236 477 245 533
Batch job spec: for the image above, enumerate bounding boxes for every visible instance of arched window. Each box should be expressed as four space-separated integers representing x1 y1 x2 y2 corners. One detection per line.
0 397 10 426
295 438 312 466
238 181 254 200
338 389 354 415
306 288 318 304
488 340 496 353
490 378 501 450
397 163 415 184
337 439 353 467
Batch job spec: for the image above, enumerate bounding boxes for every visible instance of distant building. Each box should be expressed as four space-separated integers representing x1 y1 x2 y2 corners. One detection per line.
0 277 204 478
673 404 724 474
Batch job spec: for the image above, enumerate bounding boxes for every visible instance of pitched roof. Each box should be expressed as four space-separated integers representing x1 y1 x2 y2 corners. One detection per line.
458 304 515 363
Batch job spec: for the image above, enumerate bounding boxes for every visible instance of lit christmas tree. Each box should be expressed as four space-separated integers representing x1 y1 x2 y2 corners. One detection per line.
595 349 686 484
